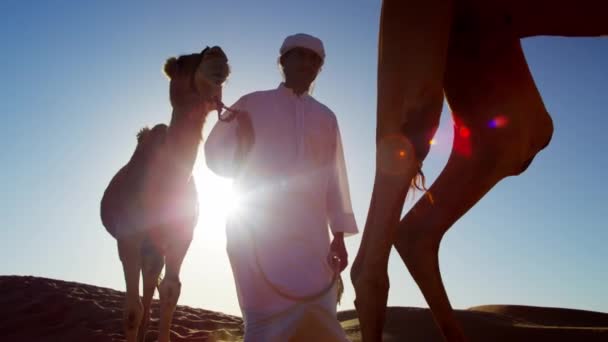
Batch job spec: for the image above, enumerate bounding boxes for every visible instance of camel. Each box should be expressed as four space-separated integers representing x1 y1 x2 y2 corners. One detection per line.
100 46 229 342
350 1 607 341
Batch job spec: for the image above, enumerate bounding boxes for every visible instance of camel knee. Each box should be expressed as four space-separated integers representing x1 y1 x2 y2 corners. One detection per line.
484 109 554 177
354 275 389 298
376 107 441 191
353 269 390 309
124 298 144 333
516 115 554 175
159 276 181 310
352 271 390 341
400 112 441 163
480 137 552 179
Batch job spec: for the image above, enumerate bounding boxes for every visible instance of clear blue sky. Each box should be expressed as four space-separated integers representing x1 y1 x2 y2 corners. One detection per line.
1 1 606 317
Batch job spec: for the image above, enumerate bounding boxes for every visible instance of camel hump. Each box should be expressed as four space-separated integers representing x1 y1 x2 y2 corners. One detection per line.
137 124 168 145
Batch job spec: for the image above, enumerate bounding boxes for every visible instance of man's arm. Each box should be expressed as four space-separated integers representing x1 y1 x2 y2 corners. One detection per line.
204 96 249 177
326 120 358 272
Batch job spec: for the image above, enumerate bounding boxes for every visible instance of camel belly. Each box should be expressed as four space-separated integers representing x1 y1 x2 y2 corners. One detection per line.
101 164 199 240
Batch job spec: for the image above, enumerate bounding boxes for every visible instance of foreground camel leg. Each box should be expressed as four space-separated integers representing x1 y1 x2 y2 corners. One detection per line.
350 0 453 340
138 239 164 342
394 30 554 341
158 229 193 342
118 238 144 342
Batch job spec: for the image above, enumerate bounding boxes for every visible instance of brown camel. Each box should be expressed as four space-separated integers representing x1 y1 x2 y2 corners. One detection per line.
100 46 229 342
350 1 607 341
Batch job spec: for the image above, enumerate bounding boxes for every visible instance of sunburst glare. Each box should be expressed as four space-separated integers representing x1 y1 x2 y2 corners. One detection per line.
192 161 240 244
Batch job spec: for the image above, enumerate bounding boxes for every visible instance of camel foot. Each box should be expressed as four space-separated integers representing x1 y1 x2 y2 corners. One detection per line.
396 228 467 342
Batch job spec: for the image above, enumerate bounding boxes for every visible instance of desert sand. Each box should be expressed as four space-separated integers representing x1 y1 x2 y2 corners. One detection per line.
1 275 607 341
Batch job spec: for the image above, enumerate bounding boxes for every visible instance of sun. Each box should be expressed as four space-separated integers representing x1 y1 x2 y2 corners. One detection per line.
192 161 240 243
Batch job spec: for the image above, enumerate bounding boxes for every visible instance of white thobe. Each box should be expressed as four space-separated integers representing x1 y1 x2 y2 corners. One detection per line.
205 84 358 341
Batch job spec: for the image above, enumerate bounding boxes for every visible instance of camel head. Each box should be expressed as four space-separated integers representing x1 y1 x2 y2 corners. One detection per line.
163 46 230 116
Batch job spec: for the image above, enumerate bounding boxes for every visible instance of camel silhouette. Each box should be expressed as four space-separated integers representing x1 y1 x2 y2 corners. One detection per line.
100 46 229 342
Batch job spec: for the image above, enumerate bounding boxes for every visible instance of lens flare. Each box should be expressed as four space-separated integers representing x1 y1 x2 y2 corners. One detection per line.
489 115 508 128
452 119 472 158
458 126 470 138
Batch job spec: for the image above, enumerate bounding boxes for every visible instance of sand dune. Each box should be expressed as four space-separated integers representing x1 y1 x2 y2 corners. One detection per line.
1 275 607 341
0 276 242 342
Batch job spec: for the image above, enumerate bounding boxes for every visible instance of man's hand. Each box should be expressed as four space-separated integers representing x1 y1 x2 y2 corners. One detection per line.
329 232 348 273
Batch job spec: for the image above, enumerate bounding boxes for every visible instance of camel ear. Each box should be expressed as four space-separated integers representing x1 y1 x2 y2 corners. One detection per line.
163 57 178 79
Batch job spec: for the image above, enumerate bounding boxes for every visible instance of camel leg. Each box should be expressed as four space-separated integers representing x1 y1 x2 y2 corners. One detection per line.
158 228 193 342
350 0 453 341
118 238 144 342
393 150 501 342
138 239 165 342
393 31 554 342
394 147 503 342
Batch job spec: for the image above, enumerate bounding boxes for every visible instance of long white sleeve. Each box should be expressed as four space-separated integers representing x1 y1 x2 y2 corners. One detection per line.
326 121 358 236
204 97 245 178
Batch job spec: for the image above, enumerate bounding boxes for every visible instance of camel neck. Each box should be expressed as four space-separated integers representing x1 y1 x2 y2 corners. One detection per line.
170 107 206 126
165 108 207 178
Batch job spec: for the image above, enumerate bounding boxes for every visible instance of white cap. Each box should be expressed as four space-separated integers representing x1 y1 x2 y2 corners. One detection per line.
279 33 325 61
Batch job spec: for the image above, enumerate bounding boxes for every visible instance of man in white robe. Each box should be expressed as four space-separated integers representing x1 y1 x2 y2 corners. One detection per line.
205 33 358 342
